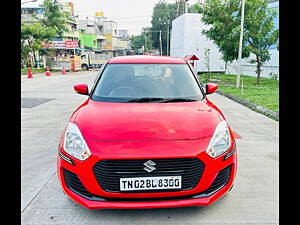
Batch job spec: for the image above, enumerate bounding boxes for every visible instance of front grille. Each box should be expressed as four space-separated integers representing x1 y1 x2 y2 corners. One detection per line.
63 164 233 202
93 158 205 193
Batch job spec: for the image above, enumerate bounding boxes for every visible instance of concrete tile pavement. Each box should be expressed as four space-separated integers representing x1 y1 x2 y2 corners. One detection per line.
21 71 97 212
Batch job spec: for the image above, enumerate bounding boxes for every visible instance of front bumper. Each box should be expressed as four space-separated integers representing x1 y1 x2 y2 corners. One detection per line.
57 138 237 209
61 182 234 209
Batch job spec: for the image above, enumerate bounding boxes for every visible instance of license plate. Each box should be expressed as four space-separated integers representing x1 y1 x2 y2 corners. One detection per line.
120 176 182 191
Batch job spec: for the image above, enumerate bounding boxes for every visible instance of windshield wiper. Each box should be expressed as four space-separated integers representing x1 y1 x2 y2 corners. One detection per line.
127 97 165 103
159 98 198 103
127 97 198 103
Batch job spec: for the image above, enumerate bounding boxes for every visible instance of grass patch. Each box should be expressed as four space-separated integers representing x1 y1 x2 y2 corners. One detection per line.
21 68 61 75
199 73 279 113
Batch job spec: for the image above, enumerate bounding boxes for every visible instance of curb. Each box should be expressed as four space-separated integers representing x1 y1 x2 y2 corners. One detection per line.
216 90 279 121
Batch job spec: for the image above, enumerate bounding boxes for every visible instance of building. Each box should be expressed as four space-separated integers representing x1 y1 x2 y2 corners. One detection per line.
21 2 130 65
116 29 130 50
170 13 225 73
78 15 106 50
118 29 129 40
78 12 130 56
78 14 117 51
21 6 44 23
62 1 74 17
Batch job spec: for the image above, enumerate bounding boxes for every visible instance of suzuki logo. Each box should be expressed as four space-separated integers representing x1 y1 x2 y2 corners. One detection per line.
143 160 156 173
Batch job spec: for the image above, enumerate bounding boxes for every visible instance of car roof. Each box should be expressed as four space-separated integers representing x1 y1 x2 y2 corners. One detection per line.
107 55 186 64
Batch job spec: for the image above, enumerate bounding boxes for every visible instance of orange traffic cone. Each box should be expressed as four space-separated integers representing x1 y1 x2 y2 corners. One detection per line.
27 67 33 78
45 66 51 76
62 66 67 75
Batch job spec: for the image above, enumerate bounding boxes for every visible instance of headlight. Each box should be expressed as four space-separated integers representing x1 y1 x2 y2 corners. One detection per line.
63 122 91 161
206 120 231 158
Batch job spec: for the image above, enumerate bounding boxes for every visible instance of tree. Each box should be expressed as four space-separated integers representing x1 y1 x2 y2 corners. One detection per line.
21 40 32 68
195 0 250 70
21 0 70 67
195 0 278 84
150 1 177 55
189 3 199 13
40 0 69 37
21 22 57 67
130 28 153 54
243 0 279 84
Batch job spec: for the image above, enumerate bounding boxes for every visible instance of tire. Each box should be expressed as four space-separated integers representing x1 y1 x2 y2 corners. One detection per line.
81 64 89 71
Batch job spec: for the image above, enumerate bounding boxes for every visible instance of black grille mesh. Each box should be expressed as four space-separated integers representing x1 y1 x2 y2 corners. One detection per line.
93 158 205 193
63 169 93 198
203 165 232 194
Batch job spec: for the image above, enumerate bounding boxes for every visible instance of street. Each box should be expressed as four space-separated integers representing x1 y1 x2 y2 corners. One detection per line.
21 71 279 225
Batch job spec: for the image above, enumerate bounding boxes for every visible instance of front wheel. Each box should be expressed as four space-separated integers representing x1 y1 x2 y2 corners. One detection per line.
81 64 89 71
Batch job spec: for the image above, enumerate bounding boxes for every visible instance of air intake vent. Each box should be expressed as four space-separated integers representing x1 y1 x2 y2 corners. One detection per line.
63 169 93 198
203 165 232 195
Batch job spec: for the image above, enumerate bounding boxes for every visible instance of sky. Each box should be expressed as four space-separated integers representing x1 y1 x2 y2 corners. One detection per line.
21 0 200 36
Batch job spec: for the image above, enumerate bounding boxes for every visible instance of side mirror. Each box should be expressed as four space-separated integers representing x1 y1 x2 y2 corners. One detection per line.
74 84 89 95
206 83 218 95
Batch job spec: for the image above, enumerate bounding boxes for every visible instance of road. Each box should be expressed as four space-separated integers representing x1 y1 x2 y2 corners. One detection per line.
21 71 279 225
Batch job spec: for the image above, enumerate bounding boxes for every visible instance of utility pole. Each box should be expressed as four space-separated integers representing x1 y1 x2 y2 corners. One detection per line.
159 30 162 55
176 0 188 17
36 51 40 69
176 0 180 17
167 20 170 56
237 0 246 88
73 29 76 56
145 29 172 55
167 23 169 56
144 31 147 52
185 0 189 13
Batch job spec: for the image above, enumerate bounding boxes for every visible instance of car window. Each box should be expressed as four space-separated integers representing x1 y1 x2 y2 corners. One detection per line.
92 63 203 102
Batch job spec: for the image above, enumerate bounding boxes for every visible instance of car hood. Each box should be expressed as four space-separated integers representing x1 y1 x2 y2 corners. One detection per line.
73 99 222 141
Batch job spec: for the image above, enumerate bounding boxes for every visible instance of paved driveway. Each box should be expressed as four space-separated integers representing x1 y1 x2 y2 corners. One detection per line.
21 71 279 225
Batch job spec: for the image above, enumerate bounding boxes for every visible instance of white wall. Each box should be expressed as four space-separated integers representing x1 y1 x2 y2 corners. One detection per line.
170 13 225 73
226 50 279 78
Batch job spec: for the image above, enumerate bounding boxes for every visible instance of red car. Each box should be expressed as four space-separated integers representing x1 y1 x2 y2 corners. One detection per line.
57 55 237 209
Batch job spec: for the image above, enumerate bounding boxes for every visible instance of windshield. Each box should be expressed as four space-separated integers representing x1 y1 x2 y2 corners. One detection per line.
92 63 204 103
